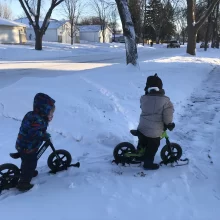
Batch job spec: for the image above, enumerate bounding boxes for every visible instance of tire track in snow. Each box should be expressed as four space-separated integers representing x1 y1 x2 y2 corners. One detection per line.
80 76 136 138
80 76 127 116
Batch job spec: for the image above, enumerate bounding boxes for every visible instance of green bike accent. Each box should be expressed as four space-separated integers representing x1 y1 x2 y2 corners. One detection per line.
125 148 145 157
160 131 169 139
124 131 169 158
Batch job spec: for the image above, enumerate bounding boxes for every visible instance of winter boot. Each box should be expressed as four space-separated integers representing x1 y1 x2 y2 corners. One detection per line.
143 163 159 170
16 182 34 192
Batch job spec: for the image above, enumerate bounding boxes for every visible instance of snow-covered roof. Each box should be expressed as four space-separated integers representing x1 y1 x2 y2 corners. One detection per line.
78 25 112 33
78 25 102 32
0 17 26 27
14 18 68 29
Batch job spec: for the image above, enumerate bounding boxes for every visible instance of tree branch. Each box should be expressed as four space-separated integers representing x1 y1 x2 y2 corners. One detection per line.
18 0 35 26
24 0 36 17
196 0 220 29
36 0 41 17
55 0 65 7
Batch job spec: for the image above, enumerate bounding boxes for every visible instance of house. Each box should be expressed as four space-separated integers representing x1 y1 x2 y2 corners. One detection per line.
0 17 27 44
78 25 113 43
14 18 80 44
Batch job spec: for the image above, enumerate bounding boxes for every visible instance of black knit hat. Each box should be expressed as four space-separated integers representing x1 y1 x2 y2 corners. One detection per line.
145 73 163 92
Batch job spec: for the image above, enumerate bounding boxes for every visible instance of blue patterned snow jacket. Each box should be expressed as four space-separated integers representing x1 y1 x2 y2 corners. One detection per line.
15 93 55 153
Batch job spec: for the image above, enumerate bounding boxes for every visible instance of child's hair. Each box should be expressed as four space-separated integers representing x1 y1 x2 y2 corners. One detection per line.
50 105 55 113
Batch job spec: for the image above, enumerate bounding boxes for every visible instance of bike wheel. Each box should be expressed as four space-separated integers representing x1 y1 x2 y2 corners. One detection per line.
113 142 136 162
160 143 182 162
0 163 20 191
47 149 72 171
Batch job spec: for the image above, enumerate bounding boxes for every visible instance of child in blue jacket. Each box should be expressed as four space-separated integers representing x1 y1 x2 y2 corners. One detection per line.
15 93 55 192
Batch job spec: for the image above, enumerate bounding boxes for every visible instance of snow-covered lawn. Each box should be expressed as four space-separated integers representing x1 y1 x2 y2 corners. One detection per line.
0 41 220 220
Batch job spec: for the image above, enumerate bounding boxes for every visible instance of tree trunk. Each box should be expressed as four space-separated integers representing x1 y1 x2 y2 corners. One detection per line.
113 30 116 42
115 0 138 66
187 28 197 55
71 23 74 45
142 33 145 46
182 30 185 45
211 22 216 48
204 1 211 51
211 3 219 48
217 35 220 48
142 2 146 46
156 36 159 44
102 29 105 43
204 15 211 51
186 0 196 55
35 31 43 50
186 0 220 55
101 25 105 43
216 3 220 48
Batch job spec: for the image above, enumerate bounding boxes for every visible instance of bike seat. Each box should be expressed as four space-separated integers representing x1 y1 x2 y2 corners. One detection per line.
10 152 20 159
130 130 139 136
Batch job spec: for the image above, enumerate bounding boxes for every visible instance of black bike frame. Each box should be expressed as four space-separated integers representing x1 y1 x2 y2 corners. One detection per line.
37 140 56 159
36 139 64 167
165 137 172 153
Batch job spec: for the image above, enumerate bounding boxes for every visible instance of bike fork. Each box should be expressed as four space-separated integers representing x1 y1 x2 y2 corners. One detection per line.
50 143 64 167
166 138 173 154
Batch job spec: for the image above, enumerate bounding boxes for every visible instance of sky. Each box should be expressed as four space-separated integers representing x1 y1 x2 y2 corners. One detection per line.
4 0 122 30
7 0 96 20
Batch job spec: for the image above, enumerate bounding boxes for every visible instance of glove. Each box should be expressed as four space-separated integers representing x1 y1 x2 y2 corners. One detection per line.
167 123 175 131
43 132 51 141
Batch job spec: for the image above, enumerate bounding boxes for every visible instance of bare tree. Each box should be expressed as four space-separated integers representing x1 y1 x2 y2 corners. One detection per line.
80 16 102 25
186 0 220 55
211 2 219 48
0 1 13 19
141 0 147 45
91 0 110 43
204 0 212 51
18 0 65 50
63 0 84 45
128 0 143 43
174 1 188 44
108 6 119 42
115 0 138 66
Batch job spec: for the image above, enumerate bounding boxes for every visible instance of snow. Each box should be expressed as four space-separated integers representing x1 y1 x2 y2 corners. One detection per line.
0 41 220 220
0 17 26 27
78 25 105 32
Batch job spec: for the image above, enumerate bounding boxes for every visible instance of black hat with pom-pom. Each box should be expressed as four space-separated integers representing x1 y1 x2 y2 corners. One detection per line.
144 73 163 92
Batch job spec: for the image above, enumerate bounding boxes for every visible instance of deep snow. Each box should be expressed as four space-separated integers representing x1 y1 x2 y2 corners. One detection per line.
0 41 220 220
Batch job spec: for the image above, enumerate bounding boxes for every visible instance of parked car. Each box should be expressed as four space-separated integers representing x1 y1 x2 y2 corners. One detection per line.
167 40 180 48
200 42 210 48
119 36 125 43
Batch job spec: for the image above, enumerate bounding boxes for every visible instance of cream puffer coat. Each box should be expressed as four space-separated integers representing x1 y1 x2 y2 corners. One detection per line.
137 89 174 138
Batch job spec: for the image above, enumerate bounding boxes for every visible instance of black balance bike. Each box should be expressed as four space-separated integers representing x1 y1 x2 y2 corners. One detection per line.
0 139 80 194
112 123 189 167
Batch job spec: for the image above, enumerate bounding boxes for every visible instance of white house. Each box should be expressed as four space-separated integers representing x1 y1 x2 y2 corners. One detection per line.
79 25 113 43
0 17 27 44
14 18 80 44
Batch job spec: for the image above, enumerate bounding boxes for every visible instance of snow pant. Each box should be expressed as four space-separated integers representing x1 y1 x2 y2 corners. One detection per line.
18 151 37 184
138 132 160 167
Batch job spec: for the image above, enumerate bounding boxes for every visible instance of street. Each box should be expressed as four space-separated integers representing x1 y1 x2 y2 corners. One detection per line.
0 46 186 89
